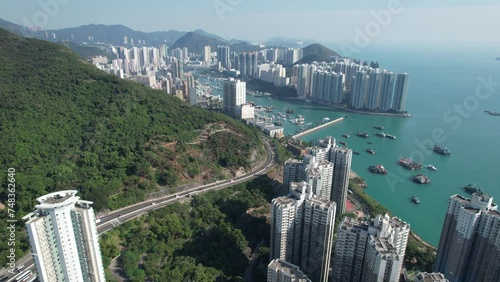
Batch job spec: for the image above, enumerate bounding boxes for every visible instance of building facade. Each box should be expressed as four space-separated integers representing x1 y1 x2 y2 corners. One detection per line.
23 190 106 282
270 182 336 282
434 193 500 282
332 214 410 282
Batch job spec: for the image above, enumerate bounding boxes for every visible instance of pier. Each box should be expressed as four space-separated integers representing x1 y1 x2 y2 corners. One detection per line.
291 117 344 139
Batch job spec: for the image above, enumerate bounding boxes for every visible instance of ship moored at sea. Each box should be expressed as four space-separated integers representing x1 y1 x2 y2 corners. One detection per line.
385 134 396 140
357 131 369 138
433 144 451 155
369 164 387 174
373 126 384 130
353 151 360 155
342 134 350 138
399 157 422 170
339 141 347 146
412 174 431 184
412 196 421 204
427 165 437 171
464 184 482 194
376 132 387 138
366 149 375 154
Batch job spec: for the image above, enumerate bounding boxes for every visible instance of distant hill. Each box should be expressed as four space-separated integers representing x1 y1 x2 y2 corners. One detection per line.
295 43 341 64
265 36 315 48
192 29 227 42
0 18 35 37
58 41 110 59
170 32 227 54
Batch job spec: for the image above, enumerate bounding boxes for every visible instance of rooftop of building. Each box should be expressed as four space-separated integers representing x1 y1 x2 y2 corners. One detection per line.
36 190 79 206
268 259 309 280
415 272 448 282
463 207 481 213
285 158 303 165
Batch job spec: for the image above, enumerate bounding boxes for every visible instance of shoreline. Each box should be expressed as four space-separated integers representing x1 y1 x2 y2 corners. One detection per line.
314 100 412 118
348 170 436 250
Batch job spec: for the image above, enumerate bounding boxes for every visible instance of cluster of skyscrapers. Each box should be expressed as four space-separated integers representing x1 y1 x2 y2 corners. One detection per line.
332 214 410 281
291 60 409 112
283 137 351 214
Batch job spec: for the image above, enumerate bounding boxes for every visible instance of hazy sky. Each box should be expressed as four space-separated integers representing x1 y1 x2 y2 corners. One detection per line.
2 0 500 44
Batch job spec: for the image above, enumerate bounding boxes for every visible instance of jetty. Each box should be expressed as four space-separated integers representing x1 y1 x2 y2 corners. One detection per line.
291 117 344 139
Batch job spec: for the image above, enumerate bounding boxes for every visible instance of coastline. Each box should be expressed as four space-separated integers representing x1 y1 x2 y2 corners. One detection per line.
348 170 436 249
314 100 412 118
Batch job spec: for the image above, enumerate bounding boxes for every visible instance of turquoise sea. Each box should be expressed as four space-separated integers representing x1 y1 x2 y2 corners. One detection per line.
202 44 500 246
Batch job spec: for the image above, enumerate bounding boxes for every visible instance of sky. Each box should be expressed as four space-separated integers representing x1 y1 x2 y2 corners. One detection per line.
2 0 500 45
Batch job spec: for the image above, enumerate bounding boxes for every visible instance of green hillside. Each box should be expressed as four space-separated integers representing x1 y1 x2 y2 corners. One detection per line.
0 27 263 215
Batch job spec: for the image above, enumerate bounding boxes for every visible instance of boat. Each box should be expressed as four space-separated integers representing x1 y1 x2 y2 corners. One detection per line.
323 117 330 122
399 157 422 170
367 141 373 145
373 126 384 130
412 174 431 184
485 110 500 116
357 131 369 138
353 151 360 155
369 164 387 174
376 132 387 138
342 134 350 138
344 115 350 118
411 196 421 204
433 144 451 155
286 109 294 114
339 141 347 146
464 184 482 194
427 165 437 171
366 149 375 154
385 134 396 140
274 121 283 126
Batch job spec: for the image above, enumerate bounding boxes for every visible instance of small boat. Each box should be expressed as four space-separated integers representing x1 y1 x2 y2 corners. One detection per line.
342 134 350 138
464 184 482 194
339 141 347 146
412 196 421 204
286 109 294 114
367 141 373 145
373 126 384 130
433 144 451 155
357 131 369 138
323 117 330 122
412 174 430 184
385 134 396 140
427 165 437 171
366 149 375 155
376 132 386 138
353 151 360 155
369 164 387 174
344 115 350 118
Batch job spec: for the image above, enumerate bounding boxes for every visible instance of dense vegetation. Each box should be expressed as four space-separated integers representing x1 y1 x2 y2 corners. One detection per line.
0 28 263 266
59 41 110 59
100 177 275 282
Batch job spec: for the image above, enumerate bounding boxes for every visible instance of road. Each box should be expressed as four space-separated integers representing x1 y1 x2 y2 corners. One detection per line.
1 138 276 281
